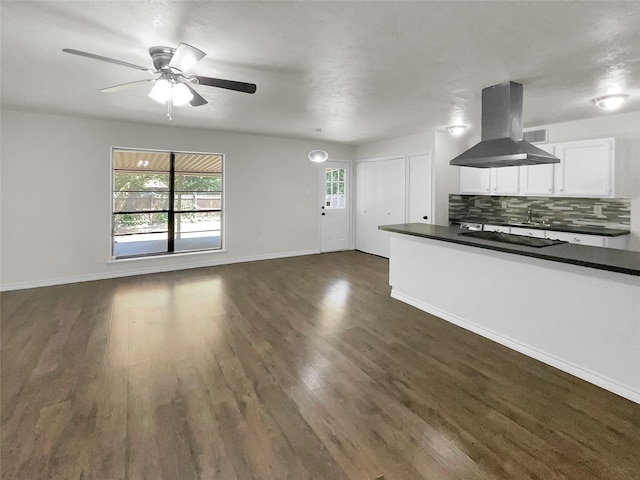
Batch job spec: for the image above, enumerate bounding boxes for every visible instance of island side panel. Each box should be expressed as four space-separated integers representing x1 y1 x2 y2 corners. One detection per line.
388 233 640 403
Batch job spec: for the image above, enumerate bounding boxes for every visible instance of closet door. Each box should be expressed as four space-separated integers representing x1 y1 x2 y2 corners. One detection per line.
356 157 405 258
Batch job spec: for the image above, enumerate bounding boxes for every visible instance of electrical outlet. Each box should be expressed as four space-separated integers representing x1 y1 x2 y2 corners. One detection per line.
501 201 508 209
594 204 602 215
474 199 481 207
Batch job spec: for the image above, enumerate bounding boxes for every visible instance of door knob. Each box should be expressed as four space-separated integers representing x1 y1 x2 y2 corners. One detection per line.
322 212 325 216
423 216 428 220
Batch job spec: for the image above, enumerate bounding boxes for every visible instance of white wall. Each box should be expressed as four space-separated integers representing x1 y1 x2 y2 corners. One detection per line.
0 110 354 289
355 131 466 226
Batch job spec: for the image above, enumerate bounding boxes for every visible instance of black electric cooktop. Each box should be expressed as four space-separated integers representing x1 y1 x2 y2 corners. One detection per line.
459 230 567 248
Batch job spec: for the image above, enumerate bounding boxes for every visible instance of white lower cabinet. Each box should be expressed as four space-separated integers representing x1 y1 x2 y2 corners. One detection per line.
545 230 629 249
545 231 605 247
509 226 547 238
483 224 511 233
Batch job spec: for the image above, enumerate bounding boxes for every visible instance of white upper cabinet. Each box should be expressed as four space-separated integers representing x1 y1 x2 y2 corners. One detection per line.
554 138 615 197
519 144 555 196
459 167 491 194
459 138 617 198
490 166 520 195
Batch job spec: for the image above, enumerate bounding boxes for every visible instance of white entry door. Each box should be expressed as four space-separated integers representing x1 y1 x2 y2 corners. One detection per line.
320 161 351 252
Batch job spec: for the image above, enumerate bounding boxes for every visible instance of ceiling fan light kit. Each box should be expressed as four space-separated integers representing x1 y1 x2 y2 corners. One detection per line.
63 42 256 121
148 79 193 106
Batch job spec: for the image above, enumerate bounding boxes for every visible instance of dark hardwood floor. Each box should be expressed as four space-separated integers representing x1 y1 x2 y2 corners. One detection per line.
1 251 639 480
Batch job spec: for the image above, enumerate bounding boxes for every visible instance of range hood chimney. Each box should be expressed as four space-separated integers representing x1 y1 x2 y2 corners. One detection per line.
450 81 560 168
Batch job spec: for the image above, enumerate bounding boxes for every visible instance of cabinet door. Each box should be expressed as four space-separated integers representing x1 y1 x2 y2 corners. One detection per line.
484 224 511 233
546 231 606 247
460 167 491 194
510 227 546 238
490 166 520 195
520 144 555 195
555 138 614 197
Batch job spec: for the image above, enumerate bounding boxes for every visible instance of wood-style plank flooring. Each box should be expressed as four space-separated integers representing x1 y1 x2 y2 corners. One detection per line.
2 251 639 479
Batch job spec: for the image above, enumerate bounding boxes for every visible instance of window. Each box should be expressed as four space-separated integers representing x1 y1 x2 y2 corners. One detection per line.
112 148 223 259
324 168 346 209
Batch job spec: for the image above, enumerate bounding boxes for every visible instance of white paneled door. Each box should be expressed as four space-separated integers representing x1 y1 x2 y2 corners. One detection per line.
320 161 351 252
356 157 406 258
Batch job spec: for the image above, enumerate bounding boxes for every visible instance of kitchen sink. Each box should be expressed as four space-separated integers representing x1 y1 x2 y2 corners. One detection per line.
459 230 566 248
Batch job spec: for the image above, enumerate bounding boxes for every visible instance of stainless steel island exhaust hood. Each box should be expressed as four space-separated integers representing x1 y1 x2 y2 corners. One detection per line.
450 81 560 168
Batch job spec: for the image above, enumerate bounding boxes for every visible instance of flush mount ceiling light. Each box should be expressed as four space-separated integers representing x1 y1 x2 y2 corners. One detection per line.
447 125 467 136
591 94 628 111
308 149 329 163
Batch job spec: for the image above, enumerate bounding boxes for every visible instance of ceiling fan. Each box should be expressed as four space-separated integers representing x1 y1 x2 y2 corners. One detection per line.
63 43 256 120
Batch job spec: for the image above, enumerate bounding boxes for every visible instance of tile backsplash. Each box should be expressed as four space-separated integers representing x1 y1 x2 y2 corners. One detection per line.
449 195 630 230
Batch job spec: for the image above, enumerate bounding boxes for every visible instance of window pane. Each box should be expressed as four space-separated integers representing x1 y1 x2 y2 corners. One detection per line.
174 211 221 252
325 170 331 181
174 192 221 211
113 213 168 235
332 169 339 181
113 233 168 258
338 182 345 194
174 173 221 192
339 169 345 181
114 191 169 212
114 172 170 192
175 211 221 235
174 153 222 173
332 183 338 194
174 231 221 252
113 150 170 171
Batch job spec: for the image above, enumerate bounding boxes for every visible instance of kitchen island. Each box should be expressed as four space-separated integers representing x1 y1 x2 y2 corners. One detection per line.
379 223 640 403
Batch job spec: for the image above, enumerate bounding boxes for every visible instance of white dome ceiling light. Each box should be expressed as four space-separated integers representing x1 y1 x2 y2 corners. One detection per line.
447 125 467 136
591 94 628 111
308 149 329 163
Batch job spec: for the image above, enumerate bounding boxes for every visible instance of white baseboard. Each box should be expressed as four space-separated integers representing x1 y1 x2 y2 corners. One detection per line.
391 290 640 405
0 249 320 292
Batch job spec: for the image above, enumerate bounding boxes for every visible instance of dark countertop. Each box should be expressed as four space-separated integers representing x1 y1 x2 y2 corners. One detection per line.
449 218 630 237
379 223 640 277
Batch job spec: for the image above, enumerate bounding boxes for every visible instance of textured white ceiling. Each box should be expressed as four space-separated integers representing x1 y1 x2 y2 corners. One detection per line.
2 1 639 144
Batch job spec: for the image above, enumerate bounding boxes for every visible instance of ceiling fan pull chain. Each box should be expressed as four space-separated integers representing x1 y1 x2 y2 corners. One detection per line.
167 96 173 121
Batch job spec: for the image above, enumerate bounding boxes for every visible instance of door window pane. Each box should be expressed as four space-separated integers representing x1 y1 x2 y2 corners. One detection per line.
325 168 346 209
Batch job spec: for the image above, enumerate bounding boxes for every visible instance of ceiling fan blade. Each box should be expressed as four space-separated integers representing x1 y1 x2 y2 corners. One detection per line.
100 79 155 93
193 76 257 94
169 43 205 73
177 78 208 106
63 48 155 73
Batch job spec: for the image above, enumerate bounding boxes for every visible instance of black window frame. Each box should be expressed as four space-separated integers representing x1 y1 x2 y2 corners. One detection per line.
111 147 224 259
